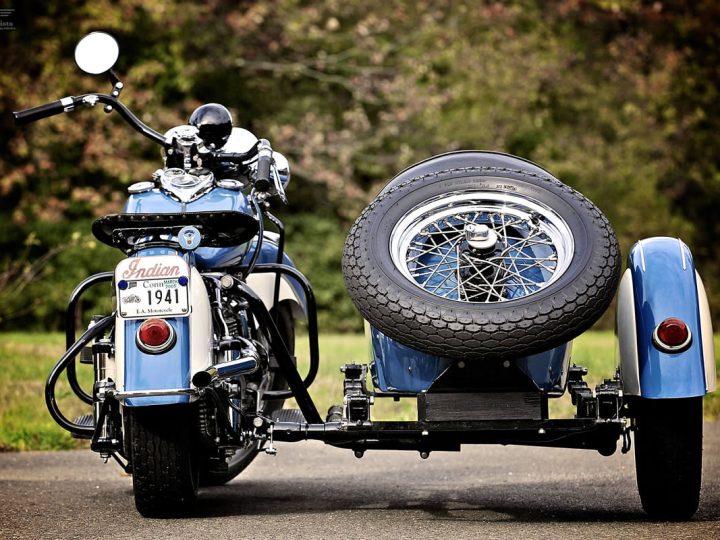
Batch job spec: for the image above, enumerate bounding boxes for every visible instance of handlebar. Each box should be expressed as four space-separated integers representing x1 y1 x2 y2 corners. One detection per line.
213 146 259 164
13 93 166 145
14 93 271 188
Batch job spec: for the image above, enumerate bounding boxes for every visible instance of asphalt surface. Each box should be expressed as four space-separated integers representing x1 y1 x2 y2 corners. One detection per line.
1 423 719 540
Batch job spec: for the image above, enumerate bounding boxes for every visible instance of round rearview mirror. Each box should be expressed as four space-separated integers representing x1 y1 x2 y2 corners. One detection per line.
74 32 119 75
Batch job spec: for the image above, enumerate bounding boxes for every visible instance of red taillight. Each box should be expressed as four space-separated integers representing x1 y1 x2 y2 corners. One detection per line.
137 319 175 353
653 317 691 352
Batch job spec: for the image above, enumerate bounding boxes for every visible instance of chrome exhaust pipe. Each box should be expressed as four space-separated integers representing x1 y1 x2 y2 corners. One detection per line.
192 352 259 388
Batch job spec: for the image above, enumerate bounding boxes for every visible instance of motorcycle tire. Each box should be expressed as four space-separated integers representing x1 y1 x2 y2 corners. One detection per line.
634 397 703 521
127 404 199 517
343 154 620 360
199 303 295 486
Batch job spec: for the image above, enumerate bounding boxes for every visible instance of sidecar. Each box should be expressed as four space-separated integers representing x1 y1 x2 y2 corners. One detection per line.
281 151 714 521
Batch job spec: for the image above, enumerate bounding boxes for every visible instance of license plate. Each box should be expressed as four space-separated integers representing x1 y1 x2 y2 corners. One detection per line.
115 256 191 319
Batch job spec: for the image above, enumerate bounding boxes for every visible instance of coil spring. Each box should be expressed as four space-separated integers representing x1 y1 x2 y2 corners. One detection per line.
197 400 213 442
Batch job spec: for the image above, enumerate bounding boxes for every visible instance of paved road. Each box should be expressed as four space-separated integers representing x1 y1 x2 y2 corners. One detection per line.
1 423 719 540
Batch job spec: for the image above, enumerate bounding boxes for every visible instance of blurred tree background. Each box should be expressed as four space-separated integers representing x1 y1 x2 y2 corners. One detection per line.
0 0 718 332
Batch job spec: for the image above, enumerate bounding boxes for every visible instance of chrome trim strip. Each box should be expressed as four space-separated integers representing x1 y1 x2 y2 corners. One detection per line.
110 387 198 400
678 238 687 271
637 240 646 272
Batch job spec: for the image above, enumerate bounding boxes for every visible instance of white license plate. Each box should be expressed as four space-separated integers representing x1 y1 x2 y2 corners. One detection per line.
115 255 191 319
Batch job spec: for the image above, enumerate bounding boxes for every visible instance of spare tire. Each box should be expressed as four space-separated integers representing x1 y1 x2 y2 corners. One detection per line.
342 152 620 361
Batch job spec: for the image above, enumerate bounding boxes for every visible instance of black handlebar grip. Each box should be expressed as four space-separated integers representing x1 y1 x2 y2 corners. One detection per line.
255 157 272 192
13 99 70 126
255 139 273 192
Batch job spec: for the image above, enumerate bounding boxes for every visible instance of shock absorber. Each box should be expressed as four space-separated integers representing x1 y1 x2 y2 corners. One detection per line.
91 337 118 450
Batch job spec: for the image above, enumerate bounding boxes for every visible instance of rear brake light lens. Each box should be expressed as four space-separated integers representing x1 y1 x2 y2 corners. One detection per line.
652 317 691 352
136 318 175 354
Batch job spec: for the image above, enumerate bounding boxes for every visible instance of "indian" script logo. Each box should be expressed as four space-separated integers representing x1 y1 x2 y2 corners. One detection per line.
122 258 181 279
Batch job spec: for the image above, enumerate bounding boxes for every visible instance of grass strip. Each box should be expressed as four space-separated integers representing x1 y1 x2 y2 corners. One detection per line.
1 332 717 451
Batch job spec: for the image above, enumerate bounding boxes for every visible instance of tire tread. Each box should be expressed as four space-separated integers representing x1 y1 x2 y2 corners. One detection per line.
129 406 198 517
343 166 621 360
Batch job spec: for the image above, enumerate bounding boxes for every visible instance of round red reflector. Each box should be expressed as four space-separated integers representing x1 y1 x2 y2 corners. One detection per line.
138 319 172 348
654 317 690 350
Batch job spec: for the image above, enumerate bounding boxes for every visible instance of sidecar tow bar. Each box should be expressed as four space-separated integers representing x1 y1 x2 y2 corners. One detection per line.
267 418 625 454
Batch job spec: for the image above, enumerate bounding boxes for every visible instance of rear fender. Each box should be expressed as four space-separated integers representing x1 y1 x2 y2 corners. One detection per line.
617 237 715 398
246 231 307 319
114 254 213 406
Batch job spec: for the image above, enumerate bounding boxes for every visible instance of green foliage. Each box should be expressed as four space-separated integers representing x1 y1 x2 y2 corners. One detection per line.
0 221 121 329
0 1 718 330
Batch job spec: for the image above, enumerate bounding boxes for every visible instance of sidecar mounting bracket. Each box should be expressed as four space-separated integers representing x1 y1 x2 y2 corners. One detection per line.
263 361 626 455
341 363 373 426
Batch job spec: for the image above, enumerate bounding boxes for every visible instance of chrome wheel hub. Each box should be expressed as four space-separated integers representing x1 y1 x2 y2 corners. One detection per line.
389 190 575 303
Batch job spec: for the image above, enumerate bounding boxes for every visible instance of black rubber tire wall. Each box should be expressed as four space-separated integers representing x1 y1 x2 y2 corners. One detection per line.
342 153 620 361
634 397 703 521
128 405 199 517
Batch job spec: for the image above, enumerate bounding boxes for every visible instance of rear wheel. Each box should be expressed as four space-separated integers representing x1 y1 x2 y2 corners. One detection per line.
199 303 296 486
127 405 199 517
634 397 703 520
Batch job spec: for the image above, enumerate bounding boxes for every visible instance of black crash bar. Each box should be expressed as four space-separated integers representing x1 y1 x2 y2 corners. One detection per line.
47 315 115 438
65 272 114 405
250 263 320 396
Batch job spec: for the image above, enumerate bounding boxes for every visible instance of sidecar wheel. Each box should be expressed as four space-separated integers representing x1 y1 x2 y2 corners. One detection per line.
343 159 620 360
634 397 703 521
128 405 199 517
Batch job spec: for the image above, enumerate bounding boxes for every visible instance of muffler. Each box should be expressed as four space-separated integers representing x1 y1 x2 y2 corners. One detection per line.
192 347 259 388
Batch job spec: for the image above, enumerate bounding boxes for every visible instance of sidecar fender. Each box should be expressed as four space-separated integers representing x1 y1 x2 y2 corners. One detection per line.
617 237 716 398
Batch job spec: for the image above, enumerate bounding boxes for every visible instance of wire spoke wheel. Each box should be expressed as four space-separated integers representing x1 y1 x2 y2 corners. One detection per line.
343 152 621 361
390 192 574 303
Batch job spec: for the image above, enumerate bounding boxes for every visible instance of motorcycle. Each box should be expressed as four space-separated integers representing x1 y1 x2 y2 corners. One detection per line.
13 32 716 520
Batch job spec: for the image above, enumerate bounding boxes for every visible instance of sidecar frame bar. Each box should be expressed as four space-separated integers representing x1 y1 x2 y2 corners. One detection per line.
234 275 323 424
269 418 625 453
